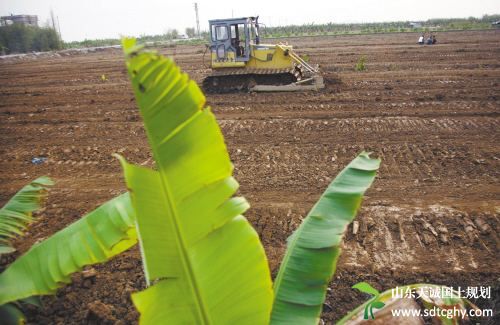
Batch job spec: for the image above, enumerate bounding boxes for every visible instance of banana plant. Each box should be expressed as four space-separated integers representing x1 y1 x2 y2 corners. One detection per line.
0 176 53 255
0 191 137 323
118 38 273 324
118 38 379 324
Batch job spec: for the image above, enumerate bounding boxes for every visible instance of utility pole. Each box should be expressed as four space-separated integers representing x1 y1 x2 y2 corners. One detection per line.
50 9 56 31
194 3 200 38
57 16 61 38
50 9 62 46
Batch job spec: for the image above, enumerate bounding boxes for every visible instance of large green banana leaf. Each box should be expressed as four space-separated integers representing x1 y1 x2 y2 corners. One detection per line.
120 38 273 324
0 176 54 254
0 193 136 306
271 152 380 324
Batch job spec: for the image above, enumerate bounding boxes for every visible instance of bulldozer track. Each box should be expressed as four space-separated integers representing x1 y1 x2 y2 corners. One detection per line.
208 67 294 76
202 72 298 93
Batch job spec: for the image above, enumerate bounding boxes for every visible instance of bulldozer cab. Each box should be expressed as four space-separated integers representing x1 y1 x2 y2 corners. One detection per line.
209 17 260 64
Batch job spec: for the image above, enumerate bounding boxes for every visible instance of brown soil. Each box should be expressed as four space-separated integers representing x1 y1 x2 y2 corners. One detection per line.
0 30 499 324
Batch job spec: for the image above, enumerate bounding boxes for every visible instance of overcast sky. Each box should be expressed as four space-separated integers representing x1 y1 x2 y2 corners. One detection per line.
1 0 499 41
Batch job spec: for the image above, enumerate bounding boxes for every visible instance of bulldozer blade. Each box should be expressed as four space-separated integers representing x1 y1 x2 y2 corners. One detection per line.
250 75 324 92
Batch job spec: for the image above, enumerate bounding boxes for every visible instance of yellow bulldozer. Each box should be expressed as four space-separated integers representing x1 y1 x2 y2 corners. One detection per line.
202 16 324 92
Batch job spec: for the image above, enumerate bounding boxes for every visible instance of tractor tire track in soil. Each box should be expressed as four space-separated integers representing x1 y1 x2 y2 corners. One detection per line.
0 30 499 324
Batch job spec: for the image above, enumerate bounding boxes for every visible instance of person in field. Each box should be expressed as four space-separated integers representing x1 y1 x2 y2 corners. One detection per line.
432 34 437 44
426 34 433 45
418 34 425 45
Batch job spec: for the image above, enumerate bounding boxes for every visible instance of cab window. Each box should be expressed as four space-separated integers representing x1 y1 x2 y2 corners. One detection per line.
211 25 228 41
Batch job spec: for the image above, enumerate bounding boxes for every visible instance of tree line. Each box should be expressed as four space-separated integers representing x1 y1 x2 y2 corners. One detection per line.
262 14 500 38
64 27 208 49
0 23 61 54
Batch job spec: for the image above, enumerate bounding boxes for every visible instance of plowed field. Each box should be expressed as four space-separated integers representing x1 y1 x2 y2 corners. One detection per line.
1 30 499 324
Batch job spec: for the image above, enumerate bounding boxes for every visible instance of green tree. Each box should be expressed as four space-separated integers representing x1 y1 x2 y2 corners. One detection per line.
0 24 61 54
164 28 179 40
185 27 195 38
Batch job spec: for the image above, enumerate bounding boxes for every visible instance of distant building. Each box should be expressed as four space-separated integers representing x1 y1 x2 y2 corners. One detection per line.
0 14 39 27
409 22 422 28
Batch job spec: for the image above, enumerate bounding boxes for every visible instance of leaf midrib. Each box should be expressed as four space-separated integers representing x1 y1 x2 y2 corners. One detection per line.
157 174 211 324
140 80 212 324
